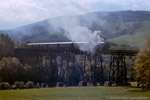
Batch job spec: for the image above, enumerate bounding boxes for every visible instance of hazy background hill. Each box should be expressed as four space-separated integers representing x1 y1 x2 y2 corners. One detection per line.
1 10 150 47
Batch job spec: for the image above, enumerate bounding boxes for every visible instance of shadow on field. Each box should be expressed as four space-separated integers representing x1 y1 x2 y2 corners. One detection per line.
127 87 150 92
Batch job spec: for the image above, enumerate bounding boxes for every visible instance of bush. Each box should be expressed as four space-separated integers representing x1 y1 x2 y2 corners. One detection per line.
14 81 25 89
41 83 47 88
26 81 34 88
0 82 10 90
36 83 40 88
11 85 17 89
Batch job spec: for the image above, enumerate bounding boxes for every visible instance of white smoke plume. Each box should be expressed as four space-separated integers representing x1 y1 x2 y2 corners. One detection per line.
48 16 104 53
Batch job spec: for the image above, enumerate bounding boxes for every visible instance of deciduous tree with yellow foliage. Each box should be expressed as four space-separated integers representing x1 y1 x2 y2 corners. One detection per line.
135 36 150 89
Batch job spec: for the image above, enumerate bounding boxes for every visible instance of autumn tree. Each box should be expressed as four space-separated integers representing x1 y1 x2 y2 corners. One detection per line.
0 57 32 84
135 36 150 89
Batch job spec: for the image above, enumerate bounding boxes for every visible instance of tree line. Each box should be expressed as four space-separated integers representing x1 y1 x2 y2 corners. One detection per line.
0 32 150 89
0 33 32 84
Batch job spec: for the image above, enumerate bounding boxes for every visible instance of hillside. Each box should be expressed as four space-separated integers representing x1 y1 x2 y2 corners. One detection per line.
1 10 150 47
108 20 150 47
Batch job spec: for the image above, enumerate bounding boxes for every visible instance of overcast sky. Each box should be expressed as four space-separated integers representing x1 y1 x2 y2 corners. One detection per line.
0 0 150 30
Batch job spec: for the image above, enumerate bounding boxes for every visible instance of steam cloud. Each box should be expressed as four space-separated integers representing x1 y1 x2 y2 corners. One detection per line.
49 16 104 53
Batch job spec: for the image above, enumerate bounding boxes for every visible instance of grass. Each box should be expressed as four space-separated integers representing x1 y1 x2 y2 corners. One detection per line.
0 86 150 100
108 20 150 47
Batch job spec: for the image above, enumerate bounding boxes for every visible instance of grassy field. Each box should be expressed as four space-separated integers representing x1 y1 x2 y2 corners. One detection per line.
108 21 150 48
0 86 149 100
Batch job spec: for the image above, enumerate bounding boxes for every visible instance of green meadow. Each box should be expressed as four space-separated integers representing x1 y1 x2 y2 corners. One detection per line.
0 86 149 100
